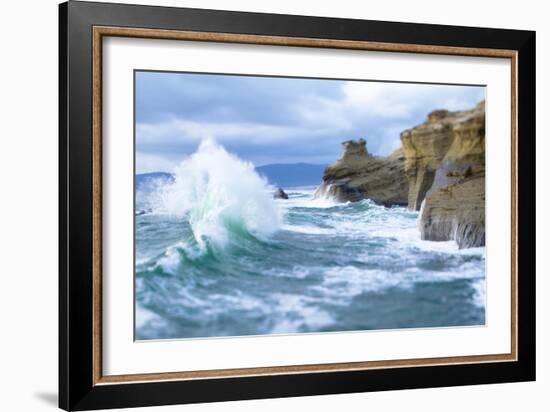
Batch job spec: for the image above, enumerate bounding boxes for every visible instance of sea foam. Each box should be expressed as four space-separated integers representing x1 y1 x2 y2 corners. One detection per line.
153 139 282 250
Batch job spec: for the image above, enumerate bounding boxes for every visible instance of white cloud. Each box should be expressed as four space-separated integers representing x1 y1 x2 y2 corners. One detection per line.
342 82 415 118
376 124 412 154
136 152 179 174
136 117 345 147
290 81 484 139
136 80 485 169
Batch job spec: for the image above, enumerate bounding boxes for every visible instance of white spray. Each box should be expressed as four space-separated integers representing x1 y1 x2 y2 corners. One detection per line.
154 139 282 249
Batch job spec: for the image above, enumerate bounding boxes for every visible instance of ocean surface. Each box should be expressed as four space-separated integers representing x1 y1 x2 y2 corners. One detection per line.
135 141 485 340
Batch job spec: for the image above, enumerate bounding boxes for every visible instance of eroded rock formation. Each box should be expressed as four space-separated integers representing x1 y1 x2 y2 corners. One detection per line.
273 187 289 199
400 110 457 211
314 138 408 206
314 101 485 249
417 102 485 248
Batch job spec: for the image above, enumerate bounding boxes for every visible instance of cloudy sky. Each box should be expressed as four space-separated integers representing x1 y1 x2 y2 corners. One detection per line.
135 71 485 174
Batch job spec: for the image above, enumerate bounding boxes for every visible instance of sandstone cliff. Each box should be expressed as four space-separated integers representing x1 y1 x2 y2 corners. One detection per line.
400 110 457 210
402 101 486 248
314 139 408 206
314 101 485 249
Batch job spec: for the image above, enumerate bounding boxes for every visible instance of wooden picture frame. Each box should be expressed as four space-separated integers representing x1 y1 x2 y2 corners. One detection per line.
59 1 535 410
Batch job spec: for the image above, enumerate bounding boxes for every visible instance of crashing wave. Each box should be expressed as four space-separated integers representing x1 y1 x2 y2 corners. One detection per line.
152 139 283 250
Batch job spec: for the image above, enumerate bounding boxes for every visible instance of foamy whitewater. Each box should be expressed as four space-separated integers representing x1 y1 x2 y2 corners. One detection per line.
135 140 486 339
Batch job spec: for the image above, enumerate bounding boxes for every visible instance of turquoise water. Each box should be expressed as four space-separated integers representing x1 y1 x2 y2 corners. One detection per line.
135 141 485 340
135 189 485 340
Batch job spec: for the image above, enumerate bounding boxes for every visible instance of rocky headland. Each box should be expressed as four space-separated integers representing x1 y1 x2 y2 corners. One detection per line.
313 139 409 206
315 101 485 249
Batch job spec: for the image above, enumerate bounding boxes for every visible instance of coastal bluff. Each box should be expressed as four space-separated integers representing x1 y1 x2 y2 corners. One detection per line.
313 139 408 206
315 101 485 249
408 101 486 249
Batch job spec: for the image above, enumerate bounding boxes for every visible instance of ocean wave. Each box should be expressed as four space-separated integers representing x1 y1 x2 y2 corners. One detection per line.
279 193 342 209
135 305 163 329
310 261 485 306
269 293 334 333
135 155 486 339
281 224 333 235
471 278 486 308
148 139 283 251
263 265 316 280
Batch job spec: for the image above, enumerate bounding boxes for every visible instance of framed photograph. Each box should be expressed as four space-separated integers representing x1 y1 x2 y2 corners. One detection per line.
59 1 535 410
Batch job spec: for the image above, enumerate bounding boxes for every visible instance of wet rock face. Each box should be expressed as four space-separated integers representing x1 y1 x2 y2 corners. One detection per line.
419 175 485 249
273 187 289 199
412 101 486 249
314 139 408 206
